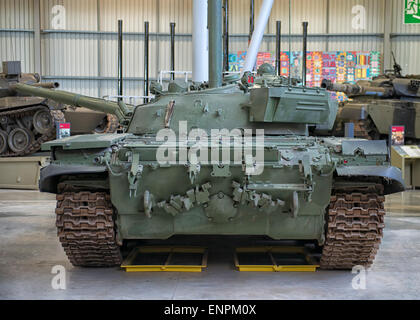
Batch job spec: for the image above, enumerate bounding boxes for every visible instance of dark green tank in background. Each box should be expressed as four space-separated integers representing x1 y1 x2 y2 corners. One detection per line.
14 0 404 270
321 59 420 143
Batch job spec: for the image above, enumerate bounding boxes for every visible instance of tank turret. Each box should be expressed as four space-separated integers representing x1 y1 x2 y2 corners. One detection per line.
257 63 275 75
322 78 420 99
321 79 394 98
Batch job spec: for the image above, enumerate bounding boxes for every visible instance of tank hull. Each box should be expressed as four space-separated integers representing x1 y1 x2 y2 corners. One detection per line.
41 133 403 245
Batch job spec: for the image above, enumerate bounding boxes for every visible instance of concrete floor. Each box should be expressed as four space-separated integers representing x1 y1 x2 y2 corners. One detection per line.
1 189 420 300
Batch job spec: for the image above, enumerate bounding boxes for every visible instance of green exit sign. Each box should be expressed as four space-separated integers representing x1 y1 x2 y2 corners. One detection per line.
404 0 420 24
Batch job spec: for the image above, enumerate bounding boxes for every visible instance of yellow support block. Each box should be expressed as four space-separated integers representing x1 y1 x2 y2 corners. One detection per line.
121 246 208 272
234 246 319 272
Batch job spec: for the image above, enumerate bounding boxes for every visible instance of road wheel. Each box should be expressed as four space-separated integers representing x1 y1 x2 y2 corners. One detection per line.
33 109 54 134
7 127 33 153
0 130 8 154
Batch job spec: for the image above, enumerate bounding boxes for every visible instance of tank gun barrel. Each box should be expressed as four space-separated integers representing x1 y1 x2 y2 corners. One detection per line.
12 83 132 123
31 82 60 89
321 79 394 98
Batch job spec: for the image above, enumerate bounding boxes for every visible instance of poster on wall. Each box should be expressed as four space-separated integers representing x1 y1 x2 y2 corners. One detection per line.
346 51 357 83
322 52 337 82
228 53 240 72
404 0 420 24
290 51 303 80
256 52 273 69
336 52 347 83
280 52 290 77
370 51 381 78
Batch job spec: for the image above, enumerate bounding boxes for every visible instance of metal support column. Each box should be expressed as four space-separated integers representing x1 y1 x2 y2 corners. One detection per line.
208 0 223 88
144 21 150 103
325 0 330 51
302 22 308 87
118 20 123 101
33 0 41 75
156 0 160 84
170 22 176 81
383 0 393 73
249 0 255 42
193 0 209 82
97 0 102 98
223 0 229 72
276 21 281 76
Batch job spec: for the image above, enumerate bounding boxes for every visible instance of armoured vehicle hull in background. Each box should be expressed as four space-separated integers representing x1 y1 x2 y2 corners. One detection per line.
63 108 119 135
16 0 404 270
322 74 420 142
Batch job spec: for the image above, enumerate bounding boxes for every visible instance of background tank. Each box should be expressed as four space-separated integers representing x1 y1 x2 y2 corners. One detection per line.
0 60 121 157
16 0 404 270
321 62 420 142
0 61 65 157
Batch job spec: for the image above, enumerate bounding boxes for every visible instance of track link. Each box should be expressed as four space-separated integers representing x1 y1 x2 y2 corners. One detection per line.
56 192 122 267
320 192 385 270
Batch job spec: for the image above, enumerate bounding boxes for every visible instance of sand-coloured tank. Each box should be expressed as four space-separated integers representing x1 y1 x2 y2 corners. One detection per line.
0 61 65 156
0 61 119 157
16 0 404 269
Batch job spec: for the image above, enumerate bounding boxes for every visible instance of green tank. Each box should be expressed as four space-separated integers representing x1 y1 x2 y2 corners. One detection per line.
321 62 420 142
15 0 404 270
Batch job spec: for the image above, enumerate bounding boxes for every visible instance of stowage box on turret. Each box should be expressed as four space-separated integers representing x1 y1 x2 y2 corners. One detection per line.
16 0 405 270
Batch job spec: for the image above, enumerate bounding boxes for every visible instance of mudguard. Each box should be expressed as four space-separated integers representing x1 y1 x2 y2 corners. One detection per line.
336 165 405 195
39 164 107 193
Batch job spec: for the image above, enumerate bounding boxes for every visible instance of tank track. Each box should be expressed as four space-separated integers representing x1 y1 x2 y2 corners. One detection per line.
320 191 385 270
99 114 119 134
0 105 64 157
55 192 122 267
